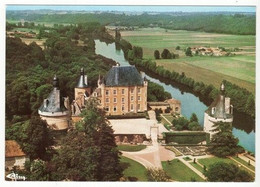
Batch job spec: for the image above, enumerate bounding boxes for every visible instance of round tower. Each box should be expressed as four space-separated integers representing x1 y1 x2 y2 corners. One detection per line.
38 75 70 130
204 82 233 138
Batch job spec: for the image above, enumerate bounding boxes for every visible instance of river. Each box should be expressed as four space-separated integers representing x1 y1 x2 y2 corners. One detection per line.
95 40 255 153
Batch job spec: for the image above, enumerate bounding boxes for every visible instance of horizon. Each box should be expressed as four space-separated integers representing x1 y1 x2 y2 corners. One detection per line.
6 5 256 13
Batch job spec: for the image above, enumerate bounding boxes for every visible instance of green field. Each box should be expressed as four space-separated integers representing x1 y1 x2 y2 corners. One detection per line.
162 159 204 182
121 28 255 93
120 156 148 181
117 145 147 152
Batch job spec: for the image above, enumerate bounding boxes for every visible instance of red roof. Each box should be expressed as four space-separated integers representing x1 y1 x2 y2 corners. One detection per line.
5 140 26 158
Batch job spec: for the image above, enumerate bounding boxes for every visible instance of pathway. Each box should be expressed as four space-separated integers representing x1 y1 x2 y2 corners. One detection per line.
178 157 206 180
238 154 255 167
121 113 173 169
229 157 255 174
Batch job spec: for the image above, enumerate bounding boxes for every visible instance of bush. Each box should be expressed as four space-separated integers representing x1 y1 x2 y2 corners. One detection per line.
146 168 171 181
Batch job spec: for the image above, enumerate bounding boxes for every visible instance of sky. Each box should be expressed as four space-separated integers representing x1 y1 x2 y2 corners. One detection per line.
6 5 256 12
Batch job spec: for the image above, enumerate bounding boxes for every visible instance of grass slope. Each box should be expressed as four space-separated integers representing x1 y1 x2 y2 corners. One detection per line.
120 156 148 181
162 159 204 182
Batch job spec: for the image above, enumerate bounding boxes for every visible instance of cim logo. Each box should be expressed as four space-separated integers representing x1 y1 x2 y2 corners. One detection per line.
6 172 26 181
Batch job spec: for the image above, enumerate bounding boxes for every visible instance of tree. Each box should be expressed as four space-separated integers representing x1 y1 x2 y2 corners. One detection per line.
133 46 143 59
190 113 198 123
154 50 160 59
204 162 253 182
176 46 180 50
21 116 53 160
185 47 192 56
161 49 171 59
208 122 244 157
172 117 189 130
245 94 255 117
24 159 50 181
188 121 202 131
37 28 44 40
51 99 123 181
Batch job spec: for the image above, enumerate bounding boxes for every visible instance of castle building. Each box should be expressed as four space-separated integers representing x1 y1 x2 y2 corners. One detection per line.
92 64 148 115
204 83 233 138
38 76 70 130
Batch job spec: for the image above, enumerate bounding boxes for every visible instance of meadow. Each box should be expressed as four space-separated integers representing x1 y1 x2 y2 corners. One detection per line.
121 28 255 93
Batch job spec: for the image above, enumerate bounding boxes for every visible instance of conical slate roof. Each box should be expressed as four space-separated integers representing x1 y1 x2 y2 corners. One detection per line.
205 82 231 119
38 76 68 113
104 65 143 87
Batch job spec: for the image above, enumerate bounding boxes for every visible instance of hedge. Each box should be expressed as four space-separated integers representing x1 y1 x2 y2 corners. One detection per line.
164 131 208 144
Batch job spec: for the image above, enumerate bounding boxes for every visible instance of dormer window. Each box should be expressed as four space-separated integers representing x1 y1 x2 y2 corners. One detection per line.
212 107 216 115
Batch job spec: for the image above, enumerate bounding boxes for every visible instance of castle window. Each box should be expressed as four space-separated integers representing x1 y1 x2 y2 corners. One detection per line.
113 106 117 112
131 96 134 101
138 88 141 93
105 90 109 95
130 104 134 111
138 96 141 101
122 97 125 103
106 98 109 103
93 92 97 97
113 90 117 95
114 98 117 103
105 107 109 112
175 107 179 112
122 105 125 111
122 89 125 94
131 88 134 94
138 104 141 111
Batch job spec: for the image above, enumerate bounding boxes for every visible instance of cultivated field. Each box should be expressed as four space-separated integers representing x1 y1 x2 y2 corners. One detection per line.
121 28 255 93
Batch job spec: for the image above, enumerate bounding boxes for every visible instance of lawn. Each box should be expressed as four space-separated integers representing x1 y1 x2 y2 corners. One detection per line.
190 162 205 173
162 114 175 123
120 156 148 181
161 117 172 127
117 144 147 152
121 28 255 93
162 159 204 182
198 157 255 177
165 146 183 157
198 157 236 168
231 156 255 171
